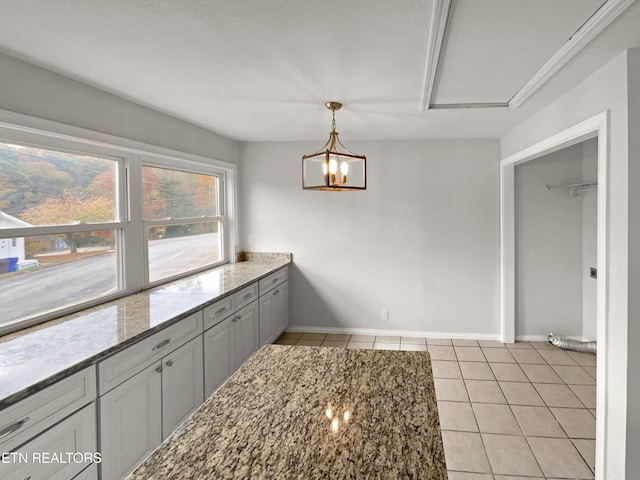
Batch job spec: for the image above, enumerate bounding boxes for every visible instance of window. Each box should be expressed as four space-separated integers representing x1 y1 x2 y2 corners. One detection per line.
0 141 124 331
0 127 232 335
142 165 225 284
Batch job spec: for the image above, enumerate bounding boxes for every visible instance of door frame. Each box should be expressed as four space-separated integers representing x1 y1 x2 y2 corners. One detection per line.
499 110 608 479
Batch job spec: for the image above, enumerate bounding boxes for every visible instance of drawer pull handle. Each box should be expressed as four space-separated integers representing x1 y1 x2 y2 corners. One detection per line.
242 293 252 300
0 417 30 439
215 307 227 314
24 476 31 480
274 290 280 295
166 360 174 367
233 315 241 323
156 365 163 373
153 339 171 351
272 278 279 283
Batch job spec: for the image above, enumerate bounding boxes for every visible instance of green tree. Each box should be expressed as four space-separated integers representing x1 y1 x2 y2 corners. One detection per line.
0 154 72 216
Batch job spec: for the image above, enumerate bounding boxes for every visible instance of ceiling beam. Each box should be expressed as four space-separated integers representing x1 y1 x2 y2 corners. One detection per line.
430 102 509 109
419 0 452 113
509 0 637 109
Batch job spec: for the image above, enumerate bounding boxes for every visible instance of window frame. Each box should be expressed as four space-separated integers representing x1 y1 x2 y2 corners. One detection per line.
0 117 236 336
140 158 229 287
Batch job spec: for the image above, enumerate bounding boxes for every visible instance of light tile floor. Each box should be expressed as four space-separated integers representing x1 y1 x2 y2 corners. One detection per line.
275 332 597 480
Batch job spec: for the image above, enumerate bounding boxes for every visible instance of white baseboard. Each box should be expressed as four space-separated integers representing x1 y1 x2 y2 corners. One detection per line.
287 325 587 344
516 334 583 342
286 324 502 341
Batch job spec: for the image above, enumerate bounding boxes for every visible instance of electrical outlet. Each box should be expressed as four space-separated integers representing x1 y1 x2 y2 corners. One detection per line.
381 310 389 321
248 234 254 244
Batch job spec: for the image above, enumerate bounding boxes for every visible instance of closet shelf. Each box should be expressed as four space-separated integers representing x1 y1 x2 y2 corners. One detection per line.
545 181 597 197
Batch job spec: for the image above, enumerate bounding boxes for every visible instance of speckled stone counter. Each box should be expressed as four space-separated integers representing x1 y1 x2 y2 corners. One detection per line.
0 253 291 409
128 345 448 480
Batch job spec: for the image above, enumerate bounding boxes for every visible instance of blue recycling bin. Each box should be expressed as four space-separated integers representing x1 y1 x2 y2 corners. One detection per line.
7 257 18 272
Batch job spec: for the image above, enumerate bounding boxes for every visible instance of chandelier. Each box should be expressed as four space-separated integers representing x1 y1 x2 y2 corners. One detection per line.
302 102 366 191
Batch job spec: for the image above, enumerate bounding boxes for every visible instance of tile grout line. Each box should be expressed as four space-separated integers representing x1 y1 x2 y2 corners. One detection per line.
283 332 596 479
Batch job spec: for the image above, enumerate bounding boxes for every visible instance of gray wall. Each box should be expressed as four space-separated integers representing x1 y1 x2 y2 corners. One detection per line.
0 51 240 163
239 139 500 336
515 144 584 338
626 47 640 478
501 49 633 479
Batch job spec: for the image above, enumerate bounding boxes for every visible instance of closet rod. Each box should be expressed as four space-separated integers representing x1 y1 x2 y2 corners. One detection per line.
545 181 597 197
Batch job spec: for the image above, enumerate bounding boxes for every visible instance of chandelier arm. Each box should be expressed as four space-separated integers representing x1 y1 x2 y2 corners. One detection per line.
334 135 364 157
302 136 332 158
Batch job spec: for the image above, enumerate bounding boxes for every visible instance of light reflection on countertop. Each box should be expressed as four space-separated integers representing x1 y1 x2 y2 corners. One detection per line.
0 253 291 409
127 345 448 480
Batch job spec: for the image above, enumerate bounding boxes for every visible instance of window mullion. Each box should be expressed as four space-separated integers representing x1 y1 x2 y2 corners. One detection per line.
124 156 146 291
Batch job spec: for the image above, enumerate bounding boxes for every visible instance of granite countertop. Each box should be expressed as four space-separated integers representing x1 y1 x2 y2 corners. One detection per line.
0 253 291 409
128 345 448 480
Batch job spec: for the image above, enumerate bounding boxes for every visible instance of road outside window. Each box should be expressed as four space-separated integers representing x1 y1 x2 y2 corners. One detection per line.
142 166 223 284
0 142 121 331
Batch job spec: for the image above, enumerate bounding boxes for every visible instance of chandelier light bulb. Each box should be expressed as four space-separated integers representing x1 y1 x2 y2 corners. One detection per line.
329 158 338 174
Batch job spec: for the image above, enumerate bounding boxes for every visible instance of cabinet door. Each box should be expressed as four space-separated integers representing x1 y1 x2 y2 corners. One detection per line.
233 301 259 369
274 281 289 336
203 317 234 398
259 291 275 346
99 362 162 480
0 403 96 480
73 463 98 480
161 336 204 438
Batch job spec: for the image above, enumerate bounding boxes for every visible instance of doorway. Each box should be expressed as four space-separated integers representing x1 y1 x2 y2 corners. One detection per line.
499 111 608 479
514 137 597 341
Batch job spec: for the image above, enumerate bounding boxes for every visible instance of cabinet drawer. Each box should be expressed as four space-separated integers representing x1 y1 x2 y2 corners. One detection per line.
0 403 97 480
234 282 258 310
203 295 234 331
0 367 96 452
98 311 203 394
259 267 288 295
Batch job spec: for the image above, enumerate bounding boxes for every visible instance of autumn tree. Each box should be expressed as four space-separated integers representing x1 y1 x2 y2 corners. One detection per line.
21 191 114 253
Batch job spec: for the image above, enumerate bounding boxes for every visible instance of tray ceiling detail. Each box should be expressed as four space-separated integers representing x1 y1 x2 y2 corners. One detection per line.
423 0 634 110
0 0 638 141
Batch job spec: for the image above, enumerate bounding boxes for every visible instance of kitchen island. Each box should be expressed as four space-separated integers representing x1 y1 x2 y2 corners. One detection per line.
128 345 447 479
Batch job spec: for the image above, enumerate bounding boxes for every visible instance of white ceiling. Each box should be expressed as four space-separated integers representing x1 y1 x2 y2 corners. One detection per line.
432 0 603 104
0 0 638 142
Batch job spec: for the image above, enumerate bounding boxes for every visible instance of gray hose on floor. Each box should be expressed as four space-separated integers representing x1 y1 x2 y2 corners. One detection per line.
548 332 597 354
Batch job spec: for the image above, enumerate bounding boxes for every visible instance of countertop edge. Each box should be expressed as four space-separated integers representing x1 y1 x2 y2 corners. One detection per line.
0 257 291 410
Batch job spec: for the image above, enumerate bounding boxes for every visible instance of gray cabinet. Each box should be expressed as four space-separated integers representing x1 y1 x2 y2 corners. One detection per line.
99 362 162 480
161 336 204 436
0 403 97 480
203 316 234 397
233 300 260 368
274 281 289 335
258 267 289 346
99 318 204 480
203 284 260 398
0 368 97 480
